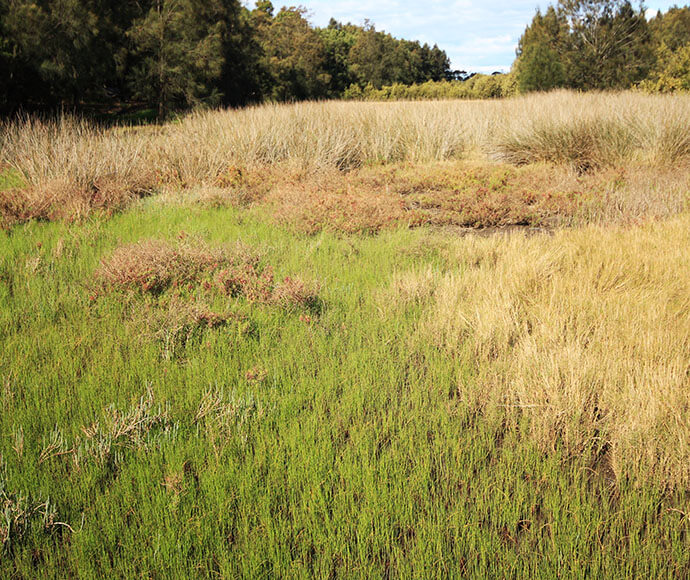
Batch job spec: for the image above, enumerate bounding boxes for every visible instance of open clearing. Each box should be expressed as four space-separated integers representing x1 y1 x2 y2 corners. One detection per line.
1 92 690 577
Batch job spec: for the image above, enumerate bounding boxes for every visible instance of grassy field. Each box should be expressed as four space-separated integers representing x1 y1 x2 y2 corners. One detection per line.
1 92 690 577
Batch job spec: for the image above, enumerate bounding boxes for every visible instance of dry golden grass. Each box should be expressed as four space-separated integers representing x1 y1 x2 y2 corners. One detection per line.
2 91 689 229
412 215 690 487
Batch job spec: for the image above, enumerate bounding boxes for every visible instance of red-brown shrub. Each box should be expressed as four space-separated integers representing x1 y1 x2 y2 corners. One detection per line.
96 239 258 294
0 174 156 229
96 238 321 310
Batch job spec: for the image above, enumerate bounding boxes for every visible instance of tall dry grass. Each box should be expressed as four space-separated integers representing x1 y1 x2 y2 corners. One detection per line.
3 91 690 183
1 91 689 226
493 91 690 170
418 215 690 487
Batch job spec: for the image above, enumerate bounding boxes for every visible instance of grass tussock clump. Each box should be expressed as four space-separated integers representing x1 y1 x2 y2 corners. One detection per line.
493 92 690 171
423 215 690 488
496 118 637 172
0 117 157 228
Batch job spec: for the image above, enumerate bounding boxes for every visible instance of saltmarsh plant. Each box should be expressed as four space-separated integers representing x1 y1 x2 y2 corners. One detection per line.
0 174 153 230
96 237 320 309
94 237 321 358
266 161 690 234
0 460 66 556
94 238 258 295
135 298 251 360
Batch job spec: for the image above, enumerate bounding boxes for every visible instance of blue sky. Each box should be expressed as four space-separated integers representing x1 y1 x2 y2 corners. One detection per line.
257 1 684 73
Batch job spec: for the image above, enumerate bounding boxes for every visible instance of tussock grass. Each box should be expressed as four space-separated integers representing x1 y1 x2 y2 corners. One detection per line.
423 215 690 487
492 91 690 170
2 91 689 229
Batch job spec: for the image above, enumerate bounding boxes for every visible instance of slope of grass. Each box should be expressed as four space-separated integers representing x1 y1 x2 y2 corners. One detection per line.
1 198 689 577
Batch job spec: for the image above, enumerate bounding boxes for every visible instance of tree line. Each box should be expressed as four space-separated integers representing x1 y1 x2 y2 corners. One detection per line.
515 1 690 93
0 0 451 116
1 0 689 116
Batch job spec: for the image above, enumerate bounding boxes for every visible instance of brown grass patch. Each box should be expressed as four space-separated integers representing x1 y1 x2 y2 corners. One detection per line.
421 215 690 488
265 161 689 235
0 174 154 229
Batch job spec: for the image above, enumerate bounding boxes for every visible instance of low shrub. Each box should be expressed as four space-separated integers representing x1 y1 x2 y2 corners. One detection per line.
0 174 155 229
266 162 623 234
95 239 259 295
96 238 322 330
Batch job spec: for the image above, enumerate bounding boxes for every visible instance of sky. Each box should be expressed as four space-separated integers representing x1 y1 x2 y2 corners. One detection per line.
255 1 685 74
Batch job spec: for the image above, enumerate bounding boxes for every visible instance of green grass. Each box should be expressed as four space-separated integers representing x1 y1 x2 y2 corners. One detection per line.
1 200 688 578
0 168 25 191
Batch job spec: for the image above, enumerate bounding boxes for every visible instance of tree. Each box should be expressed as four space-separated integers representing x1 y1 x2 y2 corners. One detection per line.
514 0 654 91
127 0 226 118
425 44 451 82
0 0 43 111
648 6 690 52
515 7 567 92
643 7 690 92
319 19 359 95
517 43 565 92
216 1 262 106
252 5 330 101
641 42 690 92
559 0 652 89
1 0 124 107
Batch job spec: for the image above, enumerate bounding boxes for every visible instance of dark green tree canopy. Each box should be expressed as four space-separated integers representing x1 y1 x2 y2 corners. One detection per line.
1 0 688 113
516 0 659 92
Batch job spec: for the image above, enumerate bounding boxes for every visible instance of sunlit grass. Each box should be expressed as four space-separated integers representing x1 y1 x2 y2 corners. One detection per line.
1 93 689 576
1 198 689 576
0 167 25 191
